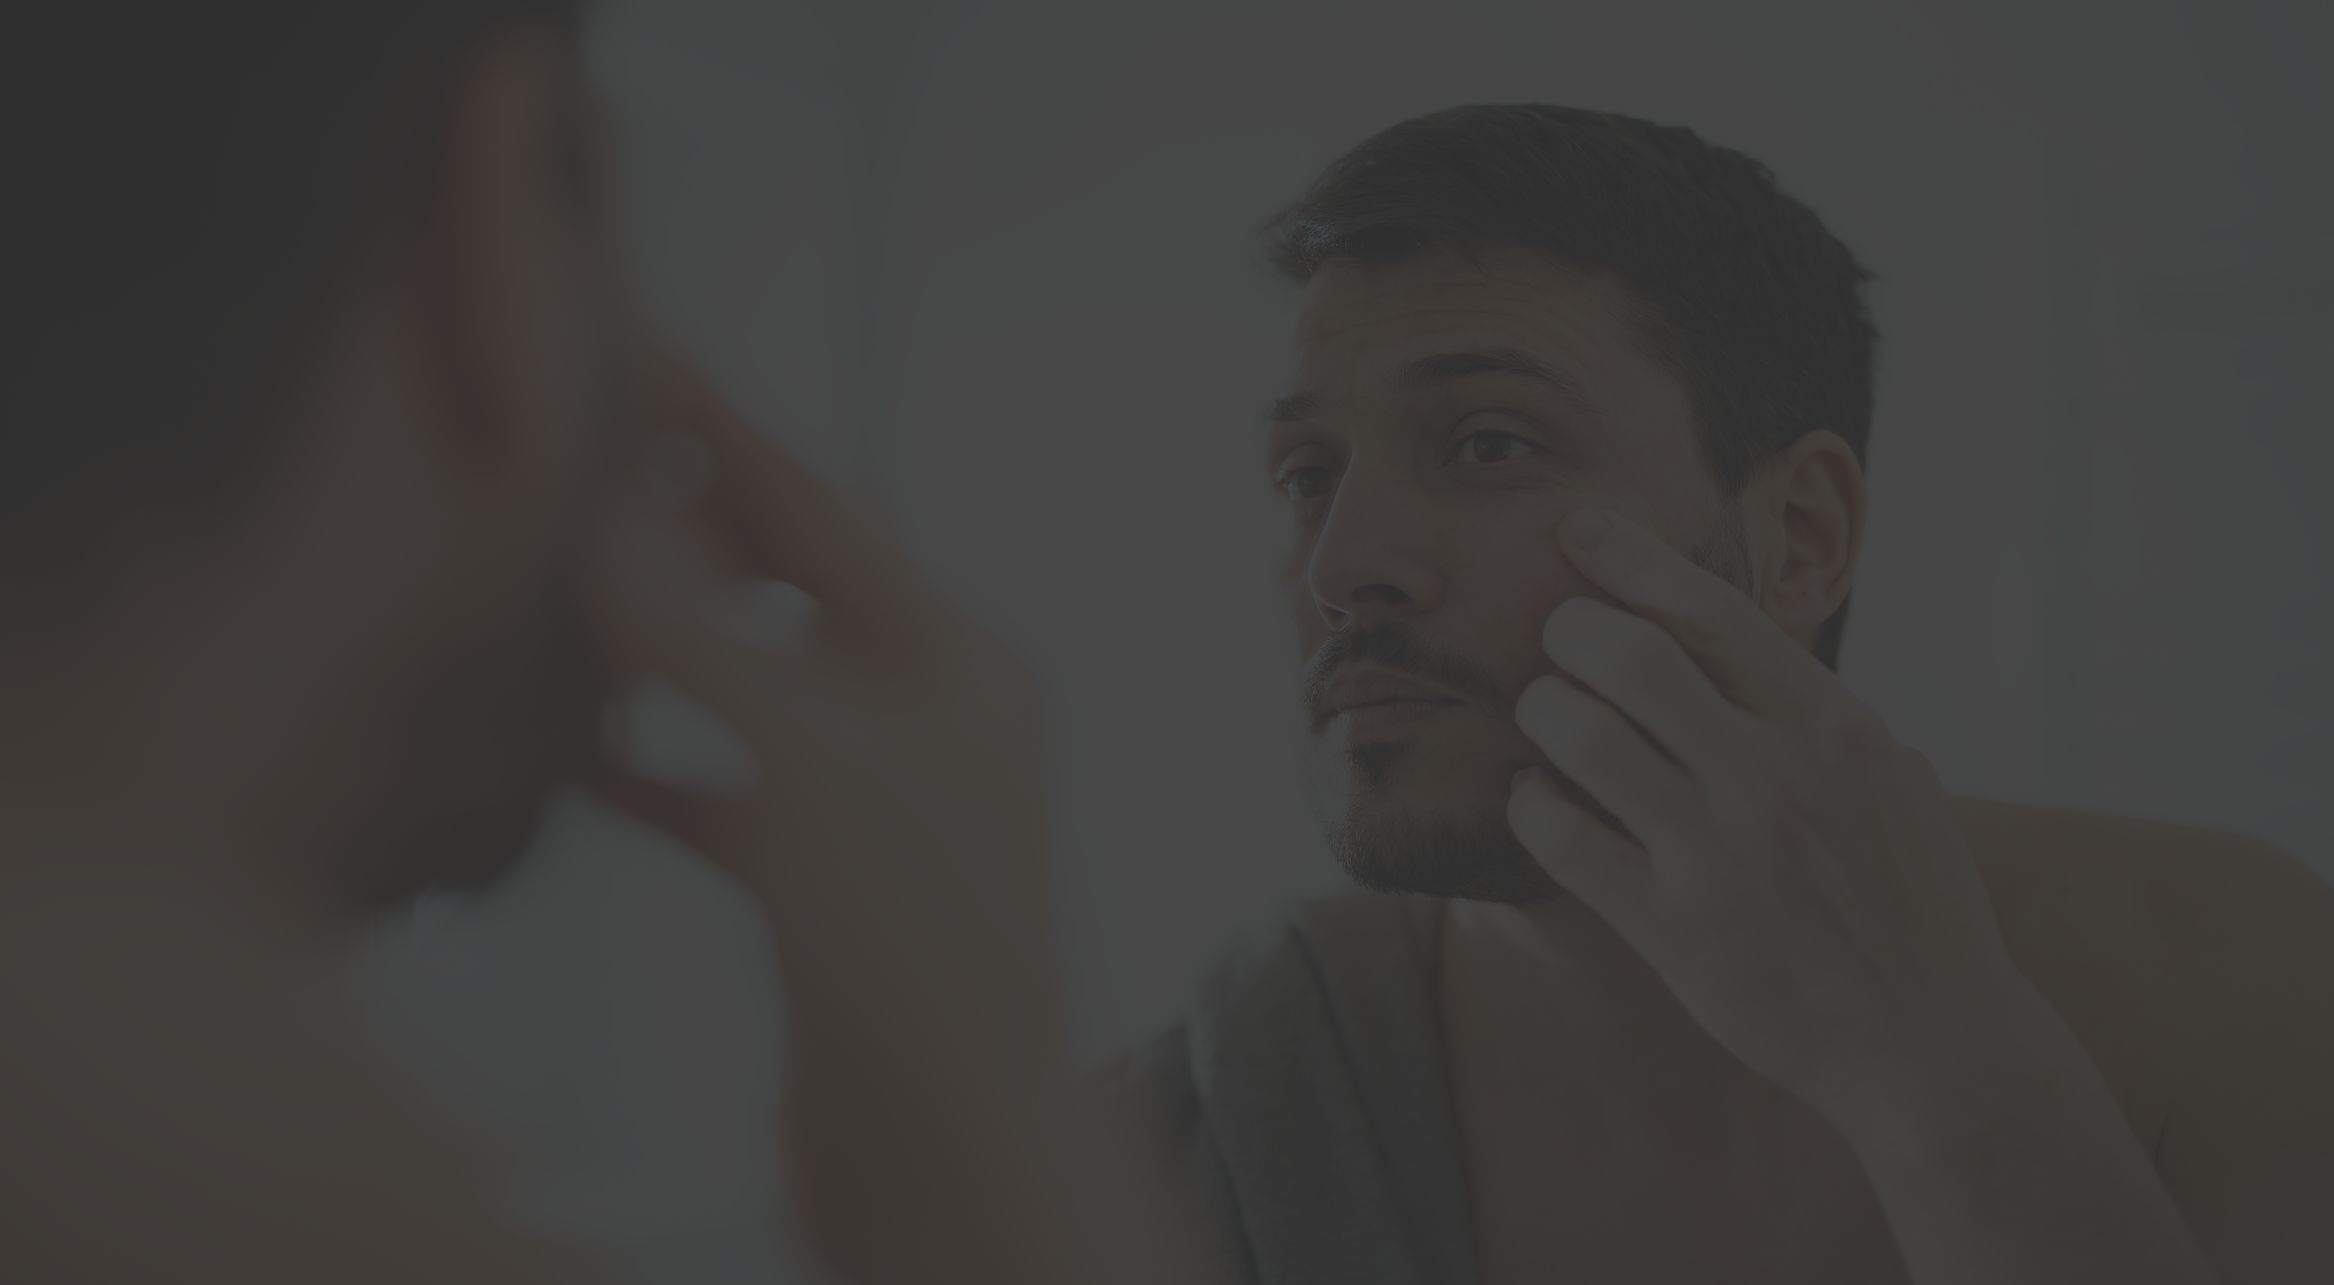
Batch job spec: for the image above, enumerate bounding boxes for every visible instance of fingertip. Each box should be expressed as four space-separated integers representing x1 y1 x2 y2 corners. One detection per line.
1515 672 1566 718
1506 767 1563 842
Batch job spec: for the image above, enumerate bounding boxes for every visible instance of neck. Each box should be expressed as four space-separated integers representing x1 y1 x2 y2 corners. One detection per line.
1436 893 1771 1104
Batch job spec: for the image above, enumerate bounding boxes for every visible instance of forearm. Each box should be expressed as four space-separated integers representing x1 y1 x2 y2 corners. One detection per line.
1824 990 2220 1285
780 997 1218 1285
932 1065 1219 1285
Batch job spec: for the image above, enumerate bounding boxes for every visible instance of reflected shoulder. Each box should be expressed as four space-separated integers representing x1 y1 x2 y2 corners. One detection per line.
1952 795 2334 1096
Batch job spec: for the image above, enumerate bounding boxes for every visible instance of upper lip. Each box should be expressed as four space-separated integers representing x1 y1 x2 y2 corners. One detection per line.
1319 668 1468 721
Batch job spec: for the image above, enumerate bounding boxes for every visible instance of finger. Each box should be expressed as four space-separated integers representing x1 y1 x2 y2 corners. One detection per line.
1540 596 1755 781
1515 673 1705 856
632 428 756 585
1556 508 1830 723
588 498 797 758
654 354 935 640
1508 766 1657 927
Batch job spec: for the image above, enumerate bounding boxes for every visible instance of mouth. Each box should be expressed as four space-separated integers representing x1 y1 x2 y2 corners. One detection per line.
1334 697 1463 732
1315 671 1469 733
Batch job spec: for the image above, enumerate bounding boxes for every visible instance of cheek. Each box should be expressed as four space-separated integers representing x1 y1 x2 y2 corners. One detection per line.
1449 511 1594 682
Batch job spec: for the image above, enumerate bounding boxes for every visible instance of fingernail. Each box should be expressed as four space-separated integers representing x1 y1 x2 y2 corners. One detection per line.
1563 509 1612 554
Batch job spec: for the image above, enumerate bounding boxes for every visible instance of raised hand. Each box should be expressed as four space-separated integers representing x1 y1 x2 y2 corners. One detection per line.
1506 507 2032 1114
582 356 1208 1285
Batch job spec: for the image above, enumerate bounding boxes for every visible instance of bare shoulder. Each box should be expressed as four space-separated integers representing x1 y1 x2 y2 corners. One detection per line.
1952 797 2334 1123
1955 796 2334 962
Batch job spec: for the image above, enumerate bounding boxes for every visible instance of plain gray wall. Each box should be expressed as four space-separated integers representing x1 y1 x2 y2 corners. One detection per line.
345 1 2332 1280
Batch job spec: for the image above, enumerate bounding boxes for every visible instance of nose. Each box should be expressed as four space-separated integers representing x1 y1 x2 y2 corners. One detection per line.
1305 465 1446 632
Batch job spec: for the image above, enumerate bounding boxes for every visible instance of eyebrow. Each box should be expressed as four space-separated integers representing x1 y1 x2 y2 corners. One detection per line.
1403 346 1592 408
1263 346 1592 428
1266 393 1317 424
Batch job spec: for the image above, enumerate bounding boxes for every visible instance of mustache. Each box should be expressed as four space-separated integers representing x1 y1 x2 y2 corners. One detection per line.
1298 506 1757 724
1302 620 1511 722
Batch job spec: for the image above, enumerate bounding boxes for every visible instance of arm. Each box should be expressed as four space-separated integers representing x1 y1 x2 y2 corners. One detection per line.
1834 841 2334 1285
1820 982 2221 1285
781 1020 1212 1285
2151 843 2334 1283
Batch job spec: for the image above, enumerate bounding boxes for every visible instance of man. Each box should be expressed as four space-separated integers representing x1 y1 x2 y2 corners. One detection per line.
1118 104 2334 1284
0 7 1209 1285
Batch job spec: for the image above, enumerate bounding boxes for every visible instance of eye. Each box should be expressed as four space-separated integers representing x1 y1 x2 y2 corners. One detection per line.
1452 428 1539 466
1274 464 1338 505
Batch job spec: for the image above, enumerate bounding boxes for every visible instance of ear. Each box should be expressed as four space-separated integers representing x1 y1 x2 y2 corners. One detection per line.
404 25 604 491
1752 431 1866 652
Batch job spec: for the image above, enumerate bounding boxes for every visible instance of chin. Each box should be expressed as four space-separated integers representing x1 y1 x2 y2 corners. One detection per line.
1308 726 1564 903
1316 762 1567 903
1328 804 1567 904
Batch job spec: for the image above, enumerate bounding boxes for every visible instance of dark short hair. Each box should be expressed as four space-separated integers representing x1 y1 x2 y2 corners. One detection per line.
1264 104 1878 667
2 3 585 591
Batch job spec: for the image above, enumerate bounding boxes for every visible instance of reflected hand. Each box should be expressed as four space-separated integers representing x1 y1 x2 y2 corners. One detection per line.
1507 508 2037 1114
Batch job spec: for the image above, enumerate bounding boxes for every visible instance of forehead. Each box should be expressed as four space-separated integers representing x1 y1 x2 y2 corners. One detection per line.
1290 247 1679 405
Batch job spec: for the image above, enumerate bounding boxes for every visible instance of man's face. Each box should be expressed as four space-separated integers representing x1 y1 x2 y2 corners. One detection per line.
1266 248 1751 903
